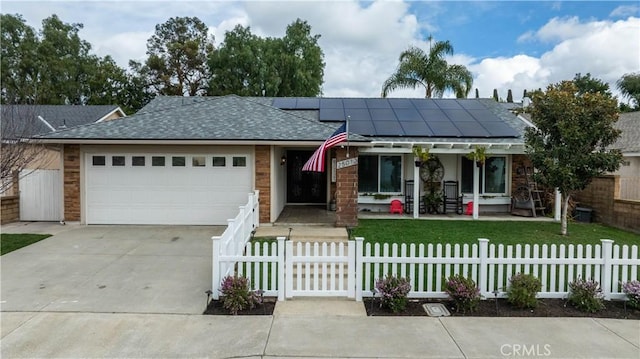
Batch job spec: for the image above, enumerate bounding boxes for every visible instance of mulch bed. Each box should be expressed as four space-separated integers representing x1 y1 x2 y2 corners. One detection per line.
364 298 640 319
203 298 276 315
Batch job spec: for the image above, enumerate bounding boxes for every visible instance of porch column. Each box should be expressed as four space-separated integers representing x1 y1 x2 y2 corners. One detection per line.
254 145 271 224
335 147 359 227
473 163 479 220
63 144 81 222
554 188 561 222
413 163 420 219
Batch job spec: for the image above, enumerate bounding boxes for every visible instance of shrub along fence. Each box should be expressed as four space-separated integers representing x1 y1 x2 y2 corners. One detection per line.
212 236 638 302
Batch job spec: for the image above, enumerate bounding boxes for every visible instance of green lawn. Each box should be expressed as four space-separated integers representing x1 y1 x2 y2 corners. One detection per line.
1 233 51 255
351 219 640 246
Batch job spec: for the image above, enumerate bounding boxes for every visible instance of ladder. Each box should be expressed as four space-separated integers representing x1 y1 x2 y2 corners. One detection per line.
523 167 545 217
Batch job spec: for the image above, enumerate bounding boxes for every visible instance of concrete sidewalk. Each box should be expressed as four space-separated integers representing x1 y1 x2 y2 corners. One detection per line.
2 301 638 358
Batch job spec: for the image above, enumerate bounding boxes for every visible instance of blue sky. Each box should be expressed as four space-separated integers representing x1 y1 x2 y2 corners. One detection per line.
3 1 639 102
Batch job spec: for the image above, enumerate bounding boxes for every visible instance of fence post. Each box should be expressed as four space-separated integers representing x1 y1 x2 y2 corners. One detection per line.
354 237 364 301
600 239 614 300
253 190 260 228
285 240 293 299
212 236 221 300
277 236 286 301
478 238 489 298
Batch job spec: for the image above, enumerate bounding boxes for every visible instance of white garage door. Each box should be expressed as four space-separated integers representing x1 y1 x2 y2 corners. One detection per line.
85 152 253 225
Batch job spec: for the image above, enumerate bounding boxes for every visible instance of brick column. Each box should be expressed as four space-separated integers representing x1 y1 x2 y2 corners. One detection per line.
63 144 81 221
335 147 358 227
254 145 271 223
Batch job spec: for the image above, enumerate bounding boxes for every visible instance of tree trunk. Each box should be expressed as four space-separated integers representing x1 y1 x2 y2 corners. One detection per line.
561 193 570 235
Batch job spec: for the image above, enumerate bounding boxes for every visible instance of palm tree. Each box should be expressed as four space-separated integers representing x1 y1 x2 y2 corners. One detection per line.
381 38 473 98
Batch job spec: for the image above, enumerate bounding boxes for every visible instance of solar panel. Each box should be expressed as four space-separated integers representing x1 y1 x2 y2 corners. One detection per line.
320 98 343 108
319 107 345 121
365 98 391 109
434 99 463 110
443 109 475 122
373 120 404 136
393 108 422 122
454 122 490 137
369 108 395 121
419 109 450 122
399 121 433 136
342 98 367 108
428 121 462 137
349 120 377 136
459 100 487 110
469 110 496 122
344 108 371 121
296 98 320 109
389 98 414 108
272 98 297 109
411 99 439 109
481 122 519 137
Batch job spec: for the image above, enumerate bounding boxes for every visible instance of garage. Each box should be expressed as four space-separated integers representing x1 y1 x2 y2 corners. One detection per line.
84 149 253 225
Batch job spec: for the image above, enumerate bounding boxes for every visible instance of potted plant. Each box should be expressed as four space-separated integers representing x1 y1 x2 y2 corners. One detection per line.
412 146 431 167
466 146 487 167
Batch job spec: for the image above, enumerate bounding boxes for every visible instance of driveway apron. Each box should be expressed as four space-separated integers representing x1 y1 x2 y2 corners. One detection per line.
1 225 224 314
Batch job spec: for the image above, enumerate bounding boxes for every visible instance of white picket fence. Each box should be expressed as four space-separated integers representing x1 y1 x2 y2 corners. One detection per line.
212 236 639 302
211 190 260 299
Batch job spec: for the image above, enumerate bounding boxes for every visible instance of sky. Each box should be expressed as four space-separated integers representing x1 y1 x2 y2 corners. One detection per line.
2 0 640 103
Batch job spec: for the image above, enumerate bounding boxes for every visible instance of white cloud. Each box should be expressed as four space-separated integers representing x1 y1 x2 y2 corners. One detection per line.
610 5 640 18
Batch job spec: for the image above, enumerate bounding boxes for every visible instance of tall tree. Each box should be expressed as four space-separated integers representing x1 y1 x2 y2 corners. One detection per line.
492 89 499 101
525 80 623 235
140 16 214 96
617 72 640 110
1 14 40 104
381 37 473 98
208 19 324 97
573 72 611 96
506 89 513 103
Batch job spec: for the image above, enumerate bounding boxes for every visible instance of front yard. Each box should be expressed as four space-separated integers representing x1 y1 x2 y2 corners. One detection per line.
1 233 51 255
351 219 640 246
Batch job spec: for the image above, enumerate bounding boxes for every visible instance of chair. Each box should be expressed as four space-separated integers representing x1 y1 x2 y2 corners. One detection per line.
389 199 403 214
442 181 463 214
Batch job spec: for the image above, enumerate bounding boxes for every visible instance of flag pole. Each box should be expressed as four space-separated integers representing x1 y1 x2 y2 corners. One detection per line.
346 115 350 158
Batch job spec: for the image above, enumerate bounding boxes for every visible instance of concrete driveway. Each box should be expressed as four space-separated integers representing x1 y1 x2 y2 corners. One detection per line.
1 224 224 315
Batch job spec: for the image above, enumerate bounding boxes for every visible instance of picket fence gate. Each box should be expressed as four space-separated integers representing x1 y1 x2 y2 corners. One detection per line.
212 236 639 302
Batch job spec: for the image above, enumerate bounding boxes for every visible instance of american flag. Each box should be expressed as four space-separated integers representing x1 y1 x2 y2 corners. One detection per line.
302 123 347 172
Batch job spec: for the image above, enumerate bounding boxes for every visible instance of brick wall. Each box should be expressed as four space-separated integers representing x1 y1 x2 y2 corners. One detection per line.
574 176 640 233
1 196 20 224
254 145 271 223
511 154 533 190
335 147 359 227
63 144 81 221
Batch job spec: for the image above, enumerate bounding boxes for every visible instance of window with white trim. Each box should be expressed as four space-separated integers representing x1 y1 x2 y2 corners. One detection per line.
461 156 507 194
358 155 402 193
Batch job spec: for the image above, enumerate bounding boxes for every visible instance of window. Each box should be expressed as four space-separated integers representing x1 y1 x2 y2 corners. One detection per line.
192 156 206 167
358 155 402 193
152 156 165 167
212 156 226 167
92 156 106 166
232 156 246 167
172 156 186 167
112 156 125 166
461 156 507 194
132 156 145 166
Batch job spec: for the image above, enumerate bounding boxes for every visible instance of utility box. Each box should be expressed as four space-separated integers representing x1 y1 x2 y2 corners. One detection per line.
574 207 593 223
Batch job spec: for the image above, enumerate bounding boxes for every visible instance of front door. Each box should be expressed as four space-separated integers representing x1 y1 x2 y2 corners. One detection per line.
287 150 327 204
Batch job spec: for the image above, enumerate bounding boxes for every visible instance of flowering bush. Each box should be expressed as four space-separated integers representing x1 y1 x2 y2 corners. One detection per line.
507 273 542 309
568 277 604 313
375 274 412 313
444 274 481 313
622 280 640 309
219 275 261 315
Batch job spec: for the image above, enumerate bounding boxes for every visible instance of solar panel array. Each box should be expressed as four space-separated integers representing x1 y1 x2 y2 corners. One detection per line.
271 98 519 138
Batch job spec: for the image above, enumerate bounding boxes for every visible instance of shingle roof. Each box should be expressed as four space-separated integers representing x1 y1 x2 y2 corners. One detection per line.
39 95 363 142
1 104 123 139
613 111 640 153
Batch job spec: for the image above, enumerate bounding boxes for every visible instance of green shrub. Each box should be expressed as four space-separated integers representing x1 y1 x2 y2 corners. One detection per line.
444 274 481 313
219 275 261 315
568 277 605 313
375 274 412 313
507 273 542 309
